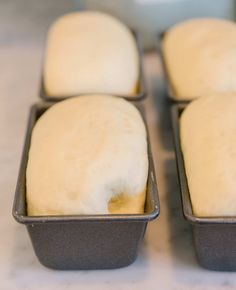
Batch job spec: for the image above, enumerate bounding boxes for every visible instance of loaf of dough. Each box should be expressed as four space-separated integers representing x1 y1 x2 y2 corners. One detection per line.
44 12 139 97
26 95 148 215
163 18 236 100
181 94 236 216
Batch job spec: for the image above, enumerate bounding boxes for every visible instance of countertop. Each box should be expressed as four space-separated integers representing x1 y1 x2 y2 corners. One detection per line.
1 1 236 289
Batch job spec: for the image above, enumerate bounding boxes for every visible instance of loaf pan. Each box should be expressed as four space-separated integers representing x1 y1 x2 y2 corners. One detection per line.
157 33 192 103
40 31 146 102
12 101 159 270
171 104 236 271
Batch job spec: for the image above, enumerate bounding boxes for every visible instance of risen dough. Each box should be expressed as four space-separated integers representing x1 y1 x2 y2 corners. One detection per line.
26 95 148 215
181 94 236 217
163 18 236 100
44 12 139 97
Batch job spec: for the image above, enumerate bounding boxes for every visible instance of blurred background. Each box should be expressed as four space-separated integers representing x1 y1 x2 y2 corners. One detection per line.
1 0 236 50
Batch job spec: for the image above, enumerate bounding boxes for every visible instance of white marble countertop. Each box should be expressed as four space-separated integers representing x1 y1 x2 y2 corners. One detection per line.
1 1 236 289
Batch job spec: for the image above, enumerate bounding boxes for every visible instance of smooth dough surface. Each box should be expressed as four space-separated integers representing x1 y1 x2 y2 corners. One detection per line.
26 95 148 216
163 18 236 100
44 11 139 97
181 94 236 217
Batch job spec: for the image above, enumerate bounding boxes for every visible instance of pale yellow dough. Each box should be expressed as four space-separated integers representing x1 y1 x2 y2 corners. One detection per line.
181 94 236 217
44 12 139 97
26 95 148 216
163 18 236 100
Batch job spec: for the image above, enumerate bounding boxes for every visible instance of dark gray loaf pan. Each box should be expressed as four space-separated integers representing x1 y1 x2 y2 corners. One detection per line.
171 104 236 271
12 102 159 270
40 31 146 102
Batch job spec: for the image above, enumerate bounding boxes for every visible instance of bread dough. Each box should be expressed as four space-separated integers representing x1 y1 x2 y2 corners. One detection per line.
181 94 236 216
26 95 148 215
44 12 139 97
163 18 236 100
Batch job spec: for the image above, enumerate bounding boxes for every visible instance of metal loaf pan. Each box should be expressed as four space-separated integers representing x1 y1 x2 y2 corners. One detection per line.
40 31 146 102
171 104 236 271
12 101 159 270
156 33 193 103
